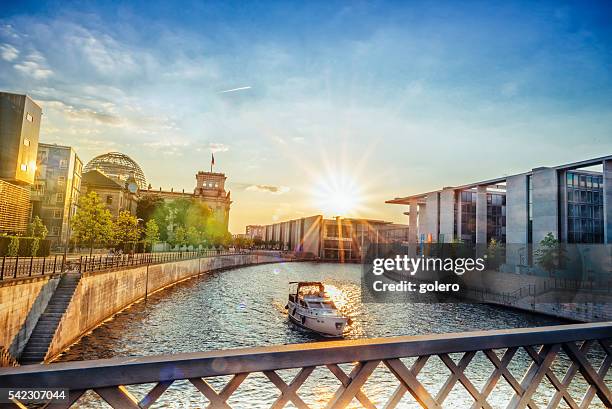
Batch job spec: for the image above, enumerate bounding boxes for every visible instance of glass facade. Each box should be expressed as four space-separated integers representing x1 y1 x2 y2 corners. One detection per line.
460 191 476 243
527 175 533 244
487 193 506 243
566 171 604 243
458 190 506 243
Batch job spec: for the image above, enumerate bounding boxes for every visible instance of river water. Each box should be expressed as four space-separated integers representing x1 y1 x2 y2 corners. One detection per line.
58 262 608 408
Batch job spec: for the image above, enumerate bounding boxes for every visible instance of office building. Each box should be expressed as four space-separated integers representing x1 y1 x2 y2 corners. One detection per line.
0 92 42 234
31 143 82 247
245 225 264 239
262 215 409 261
386 156 611 246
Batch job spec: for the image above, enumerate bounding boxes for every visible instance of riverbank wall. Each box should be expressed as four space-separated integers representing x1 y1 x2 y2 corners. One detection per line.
0 253 289 364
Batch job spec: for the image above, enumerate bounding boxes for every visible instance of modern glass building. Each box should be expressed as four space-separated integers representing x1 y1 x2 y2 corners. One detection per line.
387 156 612 247
31 143 82 248
0 92 42 234
565 171 604 244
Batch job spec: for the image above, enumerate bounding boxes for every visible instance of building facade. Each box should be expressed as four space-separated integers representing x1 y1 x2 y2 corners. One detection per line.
81 170 138 218
31 143 82 247
245 225 264 239
141 171 232 232
0 92 42 234
262 215 409 261
387 156 612 248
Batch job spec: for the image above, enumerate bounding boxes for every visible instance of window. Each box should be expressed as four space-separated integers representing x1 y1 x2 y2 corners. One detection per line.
54 210 62 218
26 113 33 122
51 226 60 235
58 176 66 185
56 193 64 203
23 138 30 146
59 159 68 169
106 195 113 205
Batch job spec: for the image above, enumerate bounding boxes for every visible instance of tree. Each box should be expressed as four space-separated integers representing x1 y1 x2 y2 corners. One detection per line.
28 216 48 239
143 219 160 252
487 238 502 270
186 226 202 248
71 192 114 255
172 226 187 249
535 232 567 277
113 211 141 250
7 237 19 257
31 238 40 257
136 195 165 222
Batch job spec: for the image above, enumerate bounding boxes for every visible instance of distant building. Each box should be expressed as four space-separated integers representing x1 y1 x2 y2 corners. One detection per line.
31 143 83 248
81 170 138 217
261 215 409 262
0 92 42 234
141 171 232 232
81 152 144 217
84 152 147 190
386 155 611 246
245 225 264 239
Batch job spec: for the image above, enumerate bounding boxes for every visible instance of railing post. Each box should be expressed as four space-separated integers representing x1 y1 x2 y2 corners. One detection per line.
41 257 46 275
29 256 33 276
14 256 19 278
79 256 83 274
53 255 57 274
0 256 4 280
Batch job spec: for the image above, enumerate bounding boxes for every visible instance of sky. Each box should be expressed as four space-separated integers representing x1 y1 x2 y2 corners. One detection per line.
1 1 611 233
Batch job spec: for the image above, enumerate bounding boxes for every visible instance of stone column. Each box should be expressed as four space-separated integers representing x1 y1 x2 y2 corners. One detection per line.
532 167 559 244
408 200 418 243
417 203 427 242
604 159 612 244
475 185 487 244
425 193 439 242
439 189 455 243
506 174 529 267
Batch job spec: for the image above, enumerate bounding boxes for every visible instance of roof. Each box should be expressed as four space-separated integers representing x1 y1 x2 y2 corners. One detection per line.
387 155 612 205
82 169 125 189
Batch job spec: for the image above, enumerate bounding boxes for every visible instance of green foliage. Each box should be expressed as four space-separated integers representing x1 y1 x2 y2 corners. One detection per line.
172 226 187 248
143 219 160 249
136 195 165 223
28 216 48 239
535 232 567 277
31 238 40 257
71 192 114 251
113 210 141 246
7 237 19 257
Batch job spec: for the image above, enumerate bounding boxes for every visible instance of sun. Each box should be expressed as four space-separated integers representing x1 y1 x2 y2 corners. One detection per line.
312 171 363 216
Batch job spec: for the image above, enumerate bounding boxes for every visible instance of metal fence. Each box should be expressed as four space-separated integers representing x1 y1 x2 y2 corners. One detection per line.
0 250 283 281
0 322 610 408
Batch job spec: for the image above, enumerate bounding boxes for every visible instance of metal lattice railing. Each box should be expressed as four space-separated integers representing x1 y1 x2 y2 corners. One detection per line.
0 322 610 408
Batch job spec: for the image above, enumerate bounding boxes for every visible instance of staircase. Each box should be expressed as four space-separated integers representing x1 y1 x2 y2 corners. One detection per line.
20 273 80 365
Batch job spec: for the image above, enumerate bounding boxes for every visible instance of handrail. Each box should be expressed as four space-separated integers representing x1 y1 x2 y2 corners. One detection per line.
1 322 610 390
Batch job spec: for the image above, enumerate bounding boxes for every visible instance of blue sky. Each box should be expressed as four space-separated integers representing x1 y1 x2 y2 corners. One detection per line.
1 1 611 232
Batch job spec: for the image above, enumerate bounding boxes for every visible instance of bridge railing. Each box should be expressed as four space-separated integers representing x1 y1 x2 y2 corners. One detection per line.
0 250 287 281
1 322 610 408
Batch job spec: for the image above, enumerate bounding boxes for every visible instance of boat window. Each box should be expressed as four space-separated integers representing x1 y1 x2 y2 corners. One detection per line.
321 302 334 309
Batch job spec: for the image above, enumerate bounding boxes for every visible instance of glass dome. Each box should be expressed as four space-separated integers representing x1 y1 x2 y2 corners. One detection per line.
84 152 147 189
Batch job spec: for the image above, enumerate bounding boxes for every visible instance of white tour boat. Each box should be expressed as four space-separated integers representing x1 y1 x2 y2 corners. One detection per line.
285 281 350 337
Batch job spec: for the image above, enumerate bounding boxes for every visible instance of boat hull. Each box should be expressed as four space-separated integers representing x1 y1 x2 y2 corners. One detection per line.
287 302 348 337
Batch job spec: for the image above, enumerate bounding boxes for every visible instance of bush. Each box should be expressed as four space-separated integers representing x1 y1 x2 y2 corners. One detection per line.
7 237 18 257
0 236 51 257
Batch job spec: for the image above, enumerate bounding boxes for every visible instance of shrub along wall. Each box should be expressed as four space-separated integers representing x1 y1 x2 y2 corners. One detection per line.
0 237 51 257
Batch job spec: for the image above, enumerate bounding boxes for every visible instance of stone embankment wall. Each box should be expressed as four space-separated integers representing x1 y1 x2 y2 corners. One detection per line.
45 253 284 361
0 276 59 359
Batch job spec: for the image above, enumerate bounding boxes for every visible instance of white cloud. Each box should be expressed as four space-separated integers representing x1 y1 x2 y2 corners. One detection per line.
13 51 53 79
0 43 18 61
207 142 229 153
246 184 290 195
